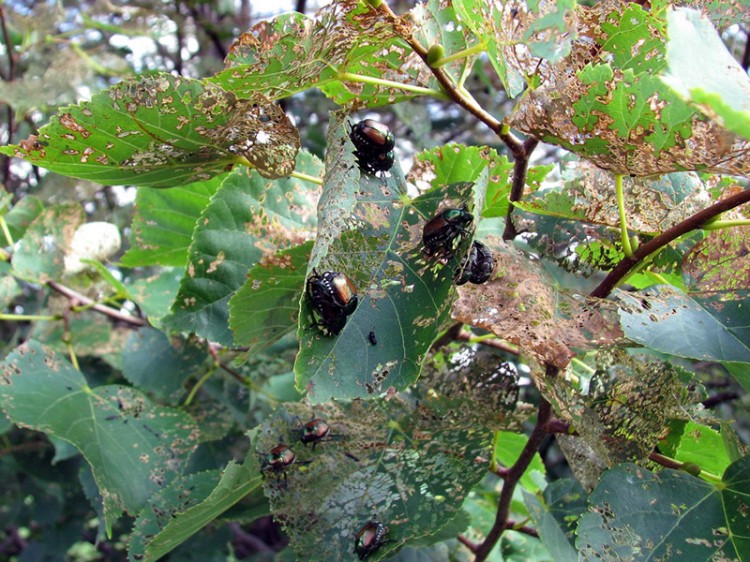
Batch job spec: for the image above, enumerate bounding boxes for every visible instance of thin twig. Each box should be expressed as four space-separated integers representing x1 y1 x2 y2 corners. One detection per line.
47 281 147 327
457 534 479 554
590 187 750 298
455 329 520 355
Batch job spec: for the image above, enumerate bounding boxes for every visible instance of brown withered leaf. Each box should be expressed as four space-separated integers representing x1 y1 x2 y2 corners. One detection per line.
452 237 623 369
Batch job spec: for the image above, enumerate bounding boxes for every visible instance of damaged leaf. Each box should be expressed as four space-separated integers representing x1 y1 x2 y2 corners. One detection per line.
230 241 313 355
510 1 750 177
213 0 434 108
165 152 322 346
295 114 484 401
1 74 300 187
516 159 710 235
257 397 491 560
0 340 199 532
577 459 750 561
452 238 623 369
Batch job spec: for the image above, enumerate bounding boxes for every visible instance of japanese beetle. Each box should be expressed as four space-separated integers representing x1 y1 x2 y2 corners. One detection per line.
300 417 331 450
455 240 495 285
354 519 389 560
260 443 297 478
306 270 358 335
422 207 474 259
350 119 396 175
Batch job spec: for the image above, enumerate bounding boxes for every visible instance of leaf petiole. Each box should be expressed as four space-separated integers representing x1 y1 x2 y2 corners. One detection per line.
336 71 450 100
615 174 634 257
290 170 324 185
0 313 59 321
702 219 750 230
428 43 487 68
0 216 14 247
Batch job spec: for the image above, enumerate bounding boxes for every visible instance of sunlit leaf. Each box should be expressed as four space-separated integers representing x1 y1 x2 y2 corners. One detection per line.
213 0 434 108
165 153 322 345
122 175 225 267
407 143 515 218
0 74 300 186
662 8 750 142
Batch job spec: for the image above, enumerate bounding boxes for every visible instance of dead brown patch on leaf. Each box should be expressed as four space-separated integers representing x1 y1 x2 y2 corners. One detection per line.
452 238 623 369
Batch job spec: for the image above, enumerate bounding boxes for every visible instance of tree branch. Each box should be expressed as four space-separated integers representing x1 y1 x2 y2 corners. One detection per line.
590 187 750 298
475 365 555 561
47 281 147 327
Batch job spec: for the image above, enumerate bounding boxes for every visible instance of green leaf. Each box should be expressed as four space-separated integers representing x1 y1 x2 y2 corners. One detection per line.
229 241 312 354
495 431 546 493
121 328 208 405
260 398 491 560
453 0 526 97
11 203 86 282
0 340 199 531
669 421 732 478
661 8 750 141
165 153 322 345
618 286 750 365
0 194 45 246
524 479 586 562
295 116 483 401
408 144 515 218
126 268 185 328
0 74 300 187
213 2 432 107
577 460 750 561
130 453 262 562
122 175 225 267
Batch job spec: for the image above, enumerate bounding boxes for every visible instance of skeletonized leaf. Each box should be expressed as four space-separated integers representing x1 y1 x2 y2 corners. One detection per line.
1 74 300 187
258 397 491 560
0 340 199 531
516 159 709 235
510 1 750 177
452 238 623 369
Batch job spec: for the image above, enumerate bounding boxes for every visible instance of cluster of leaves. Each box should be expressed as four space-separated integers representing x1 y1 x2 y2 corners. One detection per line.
1 0 750 561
